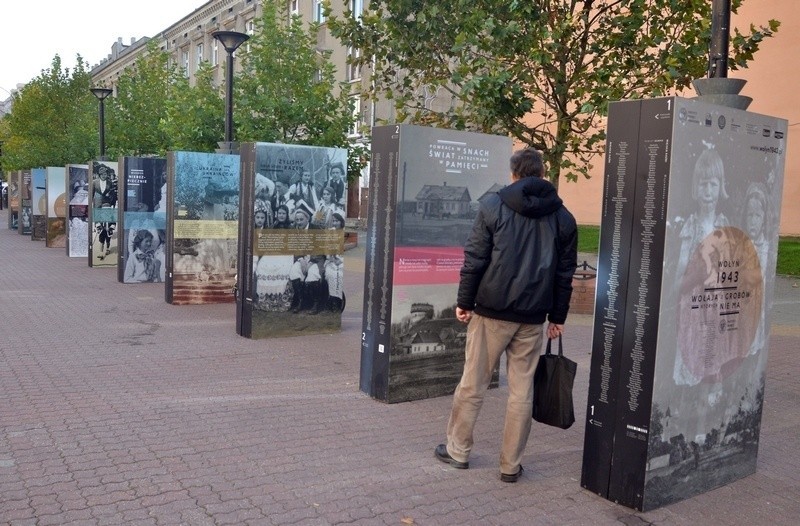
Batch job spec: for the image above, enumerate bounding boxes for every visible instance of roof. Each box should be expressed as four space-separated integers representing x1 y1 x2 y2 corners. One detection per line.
415 185 471 202
478 183 505 201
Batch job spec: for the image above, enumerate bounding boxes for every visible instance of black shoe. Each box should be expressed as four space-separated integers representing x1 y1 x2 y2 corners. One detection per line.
500 465 524 483
434 444 468 469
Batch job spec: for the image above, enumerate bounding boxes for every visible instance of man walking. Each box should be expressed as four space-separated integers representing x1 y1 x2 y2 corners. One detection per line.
435 147 577 482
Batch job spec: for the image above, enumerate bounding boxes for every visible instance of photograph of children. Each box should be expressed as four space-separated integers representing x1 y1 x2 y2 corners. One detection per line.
641 102 787 510
120 158 167 283
124 229 162 282
124 219 166 283
242 143 348 338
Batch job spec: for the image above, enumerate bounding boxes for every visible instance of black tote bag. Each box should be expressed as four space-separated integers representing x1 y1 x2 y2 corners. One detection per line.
532 335 577 429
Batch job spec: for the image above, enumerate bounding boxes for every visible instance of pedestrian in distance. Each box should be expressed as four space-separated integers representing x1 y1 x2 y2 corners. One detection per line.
434 147 578 483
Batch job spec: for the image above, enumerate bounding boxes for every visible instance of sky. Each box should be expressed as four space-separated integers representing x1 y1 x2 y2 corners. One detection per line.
0 0 206 96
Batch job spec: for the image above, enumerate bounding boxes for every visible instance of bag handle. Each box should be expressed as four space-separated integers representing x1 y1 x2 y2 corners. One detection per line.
544 334 564 357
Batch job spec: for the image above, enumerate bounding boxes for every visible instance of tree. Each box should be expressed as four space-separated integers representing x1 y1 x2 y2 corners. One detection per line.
2 55 96 169
236 0 366 183
1 115 12 174
328 0 778 186
163 63 225 153
106 41 176 157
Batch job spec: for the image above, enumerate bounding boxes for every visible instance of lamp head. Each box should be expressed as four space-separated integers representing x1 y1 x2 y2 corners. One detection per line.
212 31 250 53
90 87 113 101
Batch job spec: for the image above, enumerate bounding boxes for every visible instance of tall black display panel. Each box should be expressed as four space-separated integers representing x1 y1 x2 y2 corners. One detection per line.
581 97 788 511
19 170 32 235
117 157 167 283
360 125 512 403
165 151 239 305
31 168 46 240
7 170 20 229
88 161 119 267
45 166 66 248
236 142 348 339
66 165 89 258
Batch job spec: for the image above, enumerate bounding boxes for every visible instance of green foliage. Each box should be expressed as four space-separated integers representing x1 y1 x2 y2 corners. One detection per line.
106 41 176 157
777 237 800 276
577 224 600 254
329 0 778 187
0 116 11 173
575 227 800 277
163 63 225 153
236 0 366 183
3 55 96 168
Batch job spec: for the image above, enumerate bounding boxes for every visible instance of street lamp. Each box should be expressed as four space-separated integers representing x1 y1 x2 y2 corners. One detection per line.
692 0 751 109
708 0 731 78
90 87 113 160
212 30 249 153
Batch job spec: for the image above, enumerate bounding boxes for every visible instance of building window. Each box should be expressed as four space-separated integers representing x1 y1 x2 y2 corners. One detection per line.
212 40 219 66
245 19 255 53
181 49 189 77
347 46 361 82
196 43 204 69
290 0 299 16
313 0 325 23
350 0 363 21
348 95 362 138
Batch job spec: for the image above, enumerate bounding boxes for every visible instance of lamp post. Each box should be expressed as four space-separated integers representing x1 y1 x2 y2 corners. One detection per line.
708 0 731 78
692 0 751 110
212 31 249 154
90 87 113 159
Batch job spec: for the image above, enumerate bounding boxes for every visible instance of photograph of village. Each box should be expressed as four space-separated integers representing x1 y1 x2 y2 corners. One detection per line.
395 171 506 248
368 126 512 402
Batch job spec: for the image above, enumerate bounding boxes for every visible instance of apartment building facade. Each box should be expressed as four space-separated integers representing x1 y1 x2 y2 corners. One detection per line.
88 0 799 234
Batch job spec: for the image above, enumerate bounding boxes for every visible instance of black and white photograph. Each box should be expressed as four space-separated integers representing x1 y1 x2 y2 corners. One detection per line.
580 96 788 511
360 125 512 403
19 170 32 235
236 142 348 339
7 176 19 230
118 157 167 283
89 161 119 267
644 98 787 509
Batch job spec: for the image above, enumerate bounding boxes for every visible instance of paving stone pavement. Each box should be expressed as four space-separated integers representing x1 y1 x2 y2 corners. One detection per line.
1 210 798 526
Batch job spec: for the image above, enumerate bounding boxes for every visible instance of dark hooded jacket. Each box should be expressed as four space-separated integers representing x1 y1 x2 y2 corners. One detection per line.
457 175 577 324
